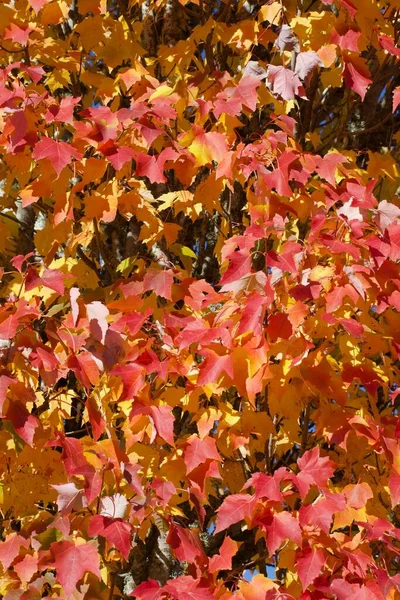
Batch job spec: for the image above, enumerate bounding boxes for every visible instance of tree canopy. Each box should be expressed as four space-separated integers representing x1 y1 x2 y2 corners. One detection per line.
1 0 400 599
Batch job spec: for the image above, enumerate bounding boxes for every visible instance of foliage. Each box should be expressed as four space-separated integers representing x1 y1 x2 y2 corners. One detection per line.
1 0 400 598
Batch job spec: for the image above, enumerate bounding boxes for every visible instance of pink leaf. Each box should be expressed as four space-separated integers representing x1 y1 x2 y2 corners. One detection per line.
143 268 174 300
50 540 101 596
209 536 238 573
32 137 82 178
267 65 306 101
215 493 256 533
296 547 325 590
89 515 132 559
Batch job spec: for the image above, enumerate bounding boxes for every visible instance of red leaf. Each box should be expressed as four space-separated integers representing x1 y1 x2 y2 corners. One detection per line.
209 536 238 573
25 267 65 295
231 76 261 111
389 471 400 507
296 547 325 590
238 293 269 336
6 400 39 445
197 349 233 386
106 145 136 170
167 523 204 563
243 471 283 502
265 511 302 555
295 447 335 498
164 575 217 600
4 23 33 45
86 396 106 441
315 152 346 186
263 151 298 196
331 27 361 53
219 250 252 286
68 351 100 388
0 533 29 570
393 87 400 113
214 493 256 533
344 483 373 509
339 318 364 336
299 492 346 533
135 147 177 183
184 435 221 474
143 268 174 300
149 405 175 445
343 61 372 101
130 580 163 599
379 34 400 58
89 515 132 559
0 313 19 340
50 540 101 596
112 363 145 400
81 106 120 142
32 137 82 177
0 375 15 415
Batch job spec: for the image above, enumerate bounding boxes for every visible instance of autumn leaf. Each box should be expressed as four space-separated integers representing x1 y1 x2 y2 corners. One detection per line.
296 547 325 590
32 137 82 177
50 540 101 596
267 65 306 100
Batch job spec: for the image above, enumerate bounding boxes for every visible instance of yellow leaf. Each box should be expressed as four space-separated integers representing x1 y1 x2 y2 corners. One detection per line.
258 2 282 25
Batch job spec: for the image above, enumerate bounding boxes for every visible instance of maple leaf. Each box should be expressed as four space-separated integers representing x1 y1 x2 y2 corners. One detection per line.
295 51 324 82
197 349 233 386
99 493 128 518
52 482 87 515
214 493 256 533
219 250 252 286
209 536 238 573
135 147 178 183
0 533 29 570
276 25 300 53
263 151 298 196
163 575 218 600
343 60 372 100
184 435 221 474
188 128 228 166
230 76 261 112
4 23 34 45
296 547 325 590
167 523 204 563
242 60 268 80
130 580 163 600
261 510 302 555
315 152 346 186
393 87 400 113
86 301 109 343
243 471 284 502
143 268 174 299
375 200 400 231
81 106 120 142
50 540 101 596
112 363 145 400
89 515 132 559
25 267 66 295
299 492 346 533
32 138 82 177
389 471 400 508
295 447 335 498
266 65 306 100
